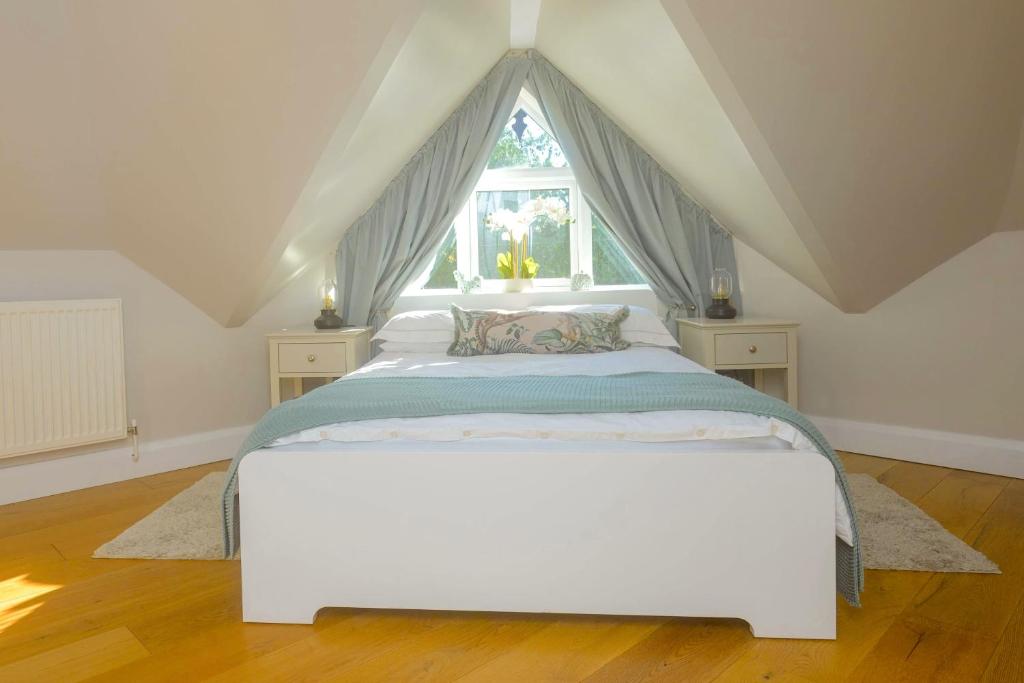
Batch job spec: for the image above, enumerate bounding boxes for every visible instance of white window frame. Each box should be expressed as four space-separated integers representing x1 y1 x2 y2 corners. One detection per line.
407 93 642 294
469 166 588 289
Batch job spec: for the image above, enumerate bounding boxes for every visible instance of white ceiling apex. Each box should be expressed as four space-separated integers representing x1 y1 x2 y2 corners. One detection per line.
510 0 542 48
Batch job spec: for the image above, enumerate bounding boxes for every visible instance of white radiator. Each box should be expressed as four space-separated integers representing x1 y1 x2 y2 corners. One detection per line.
0 299 127 459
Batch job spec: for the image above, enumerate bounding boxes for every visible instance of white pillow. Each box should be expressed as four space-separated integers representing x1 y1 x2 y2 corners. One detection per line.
378 340 451 354
373 329 452 343
375 305 679 349
376 309 452 332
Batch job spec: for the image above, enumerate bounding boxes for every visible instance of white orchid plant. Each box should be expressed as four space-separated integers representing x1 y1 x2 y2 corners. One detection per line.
485 197 571 279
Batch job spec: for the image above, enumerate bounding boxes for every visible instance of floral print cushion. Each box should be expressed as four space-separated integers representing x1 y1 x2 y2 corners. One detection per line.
448 305 631 356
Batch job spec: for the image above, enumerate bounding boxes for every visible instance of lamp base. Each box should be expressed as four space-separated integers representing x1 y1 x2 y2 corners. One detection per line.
314 308 344 329
706 298 737 319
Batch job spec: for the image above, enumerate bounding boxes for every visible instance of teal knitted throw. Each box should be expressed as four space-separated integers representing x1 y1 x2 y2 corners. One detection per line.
222 372 863 605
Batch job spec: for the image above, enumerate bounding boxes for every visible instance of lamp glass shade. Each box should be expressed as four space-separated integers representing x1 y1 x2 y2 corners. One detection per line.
319 279 337 310
710 268 733 300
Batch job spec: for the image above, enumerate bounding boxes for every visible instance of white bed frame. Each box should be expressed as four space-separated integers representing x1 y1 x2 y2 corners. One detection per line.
239 445 837 639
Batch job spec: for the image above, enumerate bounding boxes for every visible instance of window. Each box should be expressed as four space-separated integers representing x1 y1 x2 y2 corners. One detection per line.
475 188 572 280
592 213 646 286
415 96 645 291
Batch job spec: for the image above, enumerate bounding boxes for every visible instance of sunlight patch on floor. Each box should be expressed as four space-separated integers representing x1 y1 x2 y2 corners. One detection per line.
0 574 62 633
0 602 45 635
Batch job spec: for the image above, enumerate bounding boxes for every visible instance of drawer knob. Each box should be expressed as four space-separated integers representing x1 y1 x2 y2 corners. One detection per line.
307 353 317 363
748 345 758 354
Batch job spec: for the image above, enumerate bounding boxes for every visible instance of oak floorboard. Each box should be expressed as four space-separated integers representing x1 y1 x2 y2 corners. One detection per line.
876 461 951 503
93 621 325 682
309 612 550 682
0 479 155 539
915 469 1009 538
710 570 933 683
904 480 1024 639
1 499 177 563
837 451 897 478
848 468 1024 681
846 614 998 683
0 557 140 611
0 541 63 574
0 626 150 683
50 505 174 559
982 591 1024 682
206 612 464 682
0 454 1020 681
135 461 229 490
581 618 752 682
95 604 363 682
454 617 664 682
0 560 237 666
709 459 960 683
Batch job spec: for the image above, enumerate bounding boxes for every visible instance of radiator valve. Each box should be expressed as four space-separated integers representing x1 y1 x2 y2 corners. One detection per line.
128 420 139 461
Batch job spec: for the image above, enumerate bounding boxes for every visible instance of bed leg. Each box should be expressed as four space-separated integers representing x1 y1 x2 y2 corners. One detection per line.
242 602 321 625
746 606 836 640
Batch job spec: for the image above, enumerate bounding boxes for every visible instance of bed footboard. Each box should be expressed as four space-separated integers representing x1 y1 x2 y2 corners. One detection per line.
239 446 836 639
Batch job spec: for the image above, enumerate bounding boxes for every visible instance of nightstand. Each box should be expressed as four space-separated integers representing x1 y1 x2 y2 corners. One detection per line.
677 318 799 408
267 328 372 406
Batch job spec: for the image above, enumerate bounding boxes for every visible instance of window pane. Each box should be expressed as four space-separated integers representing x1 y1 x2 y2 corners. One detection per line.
477 188 571 279
487 109 567 169
422 225 457 289
591 212 646 285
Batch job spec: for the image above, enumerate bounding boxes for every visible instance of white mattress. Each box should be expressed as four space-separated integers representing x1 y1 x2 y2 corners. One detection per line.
268 348 853 543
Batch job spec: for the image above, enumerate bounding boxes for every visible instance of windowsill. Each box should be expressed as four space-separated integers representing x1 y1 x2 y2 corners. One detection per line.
400 283 651 298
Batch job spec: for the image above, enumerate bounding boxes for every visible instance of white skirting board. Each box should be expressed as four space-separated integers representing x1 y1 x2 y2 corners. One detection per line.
810 415 1024 479
0 424 251 505
3 414 1021 505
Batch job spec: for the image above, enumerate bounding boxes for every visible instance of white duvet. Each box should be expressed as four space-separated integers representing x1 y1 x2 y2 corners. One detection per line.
270 348 853 543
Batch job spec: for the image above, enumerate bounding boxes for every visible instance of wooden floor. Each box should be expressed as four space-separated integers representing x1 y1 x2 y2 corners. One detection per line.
1 454 1022 682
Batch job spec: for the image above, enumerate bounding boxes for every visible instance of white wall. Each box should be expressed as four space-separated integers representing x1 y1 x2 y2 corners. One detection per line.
3 231 1022 501
0 250 324 502
736 231 1024 474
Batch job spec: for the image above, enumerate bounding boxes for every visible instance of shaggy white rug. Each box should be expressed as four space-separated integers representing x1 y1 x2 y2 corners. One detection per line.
94 471 237 560
94 470 999 573
847 473 998 573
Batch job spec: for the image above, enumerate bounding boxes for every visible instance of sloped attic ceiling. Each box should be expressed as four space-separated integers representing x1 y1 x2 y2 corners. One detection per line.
0 2 108 249
661 0 1024 311
89 2 427 327
230 0 511 325
1 0 425 324
2 0 1022 323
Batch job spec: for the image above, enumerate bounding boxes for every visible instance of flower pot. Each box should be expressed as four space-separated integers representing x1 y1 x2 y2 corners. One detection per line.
502 278 534 293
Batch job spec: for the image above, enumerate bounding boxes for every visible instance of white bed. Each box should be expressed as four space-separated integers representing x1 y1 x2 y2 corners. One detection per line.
238 348 843 638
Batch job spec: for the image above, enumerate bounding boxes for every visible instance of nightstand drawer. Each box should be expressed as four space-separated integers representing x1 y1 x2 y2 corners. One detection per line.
715 332 788 365
278 342 348 374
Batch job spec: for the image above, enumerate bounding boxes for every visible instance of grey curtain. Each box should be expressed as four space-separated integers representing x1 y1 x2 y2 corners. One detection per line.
336 49 740 332
336 55 531 330
524 51 740 320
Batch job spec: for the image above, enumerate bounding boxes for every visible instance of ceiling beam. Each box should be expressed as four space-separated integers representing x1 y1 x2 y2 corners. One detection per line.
510 0 542 48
